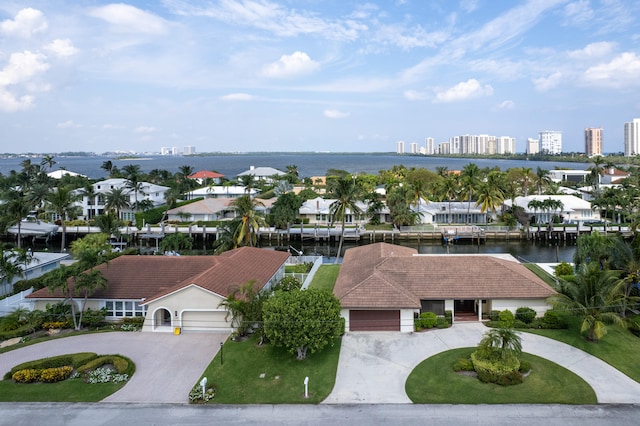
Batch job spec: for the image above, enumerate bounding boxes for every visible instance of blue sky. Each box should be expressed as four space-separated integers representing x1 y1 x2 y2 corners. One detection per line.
1 0 639 154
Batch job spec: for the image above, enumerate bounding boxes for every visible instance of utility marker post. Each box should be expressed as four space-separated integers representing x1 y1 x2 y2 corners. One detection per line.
304 376 309 398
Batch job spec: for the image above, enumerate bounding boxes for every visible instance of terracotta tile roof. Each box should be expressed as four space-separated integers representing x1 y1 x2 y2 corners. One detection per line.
28 247 289 303
334 243 556 309
188 170 224 179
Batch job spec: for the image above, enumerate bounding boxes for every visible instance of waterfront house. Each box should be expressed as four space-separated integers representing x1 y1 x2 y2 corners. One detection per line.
504 195 597 224
166 197 274 223
26 247 289 332
334 243 556 332
74 178 169 222
237 166 286 184
185 185 258 200
187 170 224 185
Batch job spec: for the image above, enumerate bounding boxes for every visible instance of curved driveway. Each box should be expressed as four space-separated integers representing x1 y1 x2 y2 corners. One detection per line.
0 332 228 403
323 322 640 404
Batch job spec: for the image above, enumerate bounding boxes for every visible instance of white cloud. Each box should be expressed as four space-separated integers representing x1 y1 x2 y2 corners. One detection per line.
87 4 167 35
403 90 428 101
497 100 515 110
135 126 157 133
533 72 563 91
374 24 448 50
563 0 594 26
568 41 616 60
433 79 493 103
583 52 640 88
44 39 79 58
323 109 350 119
0 8 48 38
0 51 49 111
57 120 79 128
262 51 319 79
221 93 255 101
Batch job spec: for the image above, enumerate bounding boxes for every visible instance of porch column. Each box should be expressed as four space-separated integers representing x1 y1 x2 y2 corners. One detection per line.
477 299 482 321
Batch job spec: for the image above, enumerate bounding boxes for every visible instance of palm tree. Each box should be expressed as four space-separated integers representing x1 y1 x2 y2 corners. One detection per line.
434 174 460 224
45 184 82 252
0 246 33 294
104 188 130 219
238 174 255 195
1 188 32 248
475 175 504 220
74 269 108 330
122 164 144 212
40 155 56 171
520 167 533 197
461 163 481 223
101 160 114 177
93 212 122 236
534 167 551 195
230 195 265 248
407 177 430 223
547 262 626 342
328 175 362 264
477 327 522 363
527 199 543 225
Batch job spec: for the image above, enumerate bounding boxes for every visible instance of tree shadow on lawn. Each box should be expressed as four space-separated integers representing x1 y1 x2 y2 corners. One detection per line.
405 348 597 404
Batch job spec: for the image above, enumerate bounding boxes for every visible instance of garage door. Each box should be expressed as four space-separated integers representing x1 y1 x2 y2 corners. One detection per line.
349 310 400 331
181 311 230 332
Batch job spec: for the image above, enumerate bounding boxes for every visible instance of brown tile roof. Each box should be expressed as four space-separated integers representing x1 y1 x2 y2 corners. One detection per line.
188 170 224 179
334 243 556 309
28 247 289 303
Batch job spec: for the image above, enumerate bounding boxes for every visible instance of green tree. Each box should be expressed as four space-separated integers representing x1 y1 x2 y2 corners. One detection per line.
534 167 551 195
475 171 504 219
104 188 130 218
461 163 481 223
230 195 266 248
218 280 265 337
263 288 343 360
328 175 362 264
74 269 108 330
45 184 81 252
0 188 32 248
40 155 56 171
547 262 626 342
573 231 616 269
159 233 193 253
269 192 302 229
101 160 114 177
476 327 522 363
70 233 111 269
0 246 33 294
93 212 123 237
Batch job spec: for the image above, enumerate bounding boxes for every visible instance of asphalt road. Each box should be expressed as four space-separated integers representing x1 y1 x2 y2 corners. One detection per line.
1 403 640 426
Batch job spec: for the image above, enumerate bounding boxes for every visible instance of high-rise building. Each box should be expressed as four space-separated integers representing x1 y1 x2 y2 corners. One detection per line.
410 142 418 154
184 145 196 155
584 128 602 157
526 138 539 155
160 147 171 155
425 137 434 155
396 140 405 154
539 131 562 154
624 119 640 156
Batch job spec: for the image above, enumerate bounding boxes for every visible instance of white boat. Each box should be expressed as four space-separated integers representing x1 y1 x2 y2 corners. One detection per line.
7 216 59 237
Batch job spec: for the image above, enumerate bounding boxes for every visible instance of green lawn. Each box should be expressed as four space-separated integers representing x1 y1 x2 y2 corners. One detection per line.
406 348 597 404
199 334 341 404
524 315 640 383
524 263 559 287
307 265 340 292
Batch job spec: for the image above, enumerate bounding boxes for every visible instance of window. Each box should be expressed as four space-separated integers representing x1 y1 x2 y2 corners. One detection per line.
105 300 146 317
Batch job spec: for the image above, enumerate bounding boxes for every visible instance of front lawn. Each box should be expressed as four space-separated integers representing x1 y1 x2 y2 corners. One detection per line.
197 334 341 404
307 265 340 292
406 348 596 404
525 315 640 383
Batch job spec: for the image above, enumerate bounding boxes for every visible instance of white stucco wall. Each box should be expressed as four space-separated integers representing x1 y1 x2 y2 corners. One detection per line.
489 299 551 317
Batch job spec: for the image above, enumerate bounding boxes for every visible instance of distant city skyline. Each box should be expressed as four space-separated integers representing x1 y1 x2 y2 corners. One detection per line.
1 1 639 154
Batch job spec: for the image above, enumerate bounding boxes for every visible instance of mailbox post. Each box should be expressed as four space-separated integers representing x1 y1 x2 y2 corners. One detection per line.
304 376 309 398
200 377 207 396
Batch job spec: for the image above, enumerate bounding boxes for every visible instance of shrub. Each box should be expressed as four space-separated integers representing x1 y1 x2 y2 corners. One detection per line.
189 383 216 403
419 312 438 329
273 276 303 292
490 310 500 321
519 360 532 373
471 351 521 386
81 308 108 327
542 310 568 329
498 310 514 328
453 358 474 372
554 261 574 277
515 307 537 324
40 366 74 383
78 355 129 374
12 369 41 383
88 368 129 384
41 321 68 330
122 316 145 325
414 318 422 332
513 319 529 329
436 316 449 329
444 310 453 324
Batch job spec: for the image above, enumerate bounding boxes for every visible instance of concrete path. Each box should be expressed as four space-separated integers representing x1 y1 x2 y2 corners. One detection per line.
324 322 640 404
0 331 228 403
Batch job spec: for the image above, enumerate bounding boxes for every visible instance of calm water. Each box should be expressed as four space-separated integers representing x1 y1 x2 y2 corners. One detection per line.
0 153 586 180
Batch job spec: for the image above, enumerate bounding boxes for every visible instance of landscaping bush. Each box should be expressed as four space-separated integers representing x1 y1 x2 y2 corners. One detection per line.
444 310 453 324
554 261 574 277
515 307 537 324
87 368 129 384
122 316 145 325
452 358 474 372
541 310 568 329
0 323 37 341
12 369 41 383
419 312 438 329
490 310 500 321
6 353 98 379
41 320 69 330
77 355 129 375
519 360 532 373
498 310 515 328
471 351 521 386
273 276 303 292
189 383 216 403
436 316 449 329
80 308 108 327
39 366 74 383
513 319 529 329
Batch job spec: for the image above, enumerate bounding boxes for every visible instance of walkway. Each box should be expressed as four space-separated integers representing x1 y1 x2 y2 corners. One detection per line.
323 322 640 404
0 331 228 403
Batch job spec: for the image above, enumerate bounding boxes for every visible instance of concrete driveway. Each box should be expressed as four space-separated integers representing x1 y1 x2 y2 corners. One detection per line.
0 331 228 403
323 322 640 404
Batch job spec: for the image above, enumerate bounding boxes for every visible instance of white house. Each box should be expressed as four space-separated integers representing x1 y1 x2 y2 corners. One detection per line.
237 166 286 184
186 186 258 200
504 195 598 223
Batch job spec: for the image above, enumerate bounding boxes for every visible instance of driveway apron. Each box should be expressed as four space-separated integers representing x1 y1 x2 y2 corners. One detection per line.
0 332 228 403
324 322 640 404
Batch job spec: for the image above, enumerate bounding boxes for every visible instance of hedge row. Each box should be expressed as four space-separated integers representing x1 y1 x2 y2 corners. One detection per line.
12 366 74 383
5 352 97 380
77 355 129 375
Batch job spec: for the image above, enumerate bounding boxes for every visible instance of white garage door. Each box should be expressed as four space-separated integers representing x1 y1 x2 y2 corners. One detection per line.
181 311 230 332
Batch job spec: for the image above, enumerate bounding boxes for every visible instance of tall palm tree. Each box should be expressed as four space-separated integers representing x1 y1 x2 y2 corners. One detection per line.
461 163 481 223
434 174 460 224
40 155 56 171
104 188 130 219
238 174 255 195
527 199 543 224
547 262 626 342
1 188 32 248
74 269 108 330
407 176 430 223
45 184 82 252
475 173 504 220
534 167 551 195
328 175 362 264
101 160 114 178
520 167 533 197
230 195 265 248
122 164 144 212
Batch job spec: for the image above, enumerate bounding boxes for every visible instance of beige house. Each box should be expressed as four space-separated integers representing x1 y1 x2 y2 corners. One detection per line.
334 243 556 332
27 247 290 333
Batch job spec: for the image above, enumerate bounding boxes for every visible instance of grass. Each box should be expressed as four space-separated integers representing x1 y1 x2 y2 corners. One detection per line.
307 265 340 292
405 348 597 404
524 263 559 287
199 333 341 404
525 314 640 383
0 353 135 402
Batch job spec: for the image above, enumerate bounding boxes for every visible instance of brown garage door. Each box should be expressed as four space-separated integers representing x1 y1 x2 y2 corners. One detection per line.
349 310 400 331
